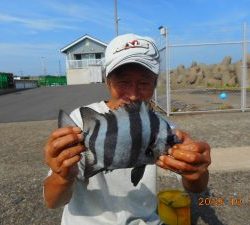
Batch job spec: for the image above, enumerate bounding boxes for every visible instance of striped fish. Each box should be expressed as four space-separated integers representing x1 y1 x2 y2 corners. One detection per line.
58 101 180 186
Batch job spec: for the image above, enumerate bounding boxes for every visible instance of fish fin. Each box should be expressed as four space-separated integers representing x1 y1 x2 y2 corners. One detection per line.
145 147 154 157
58 109 78 128
131 165 146 186
84 165 106 178
79 107 104 130
104 169 113 174
165 122 182 147
80 106 102 118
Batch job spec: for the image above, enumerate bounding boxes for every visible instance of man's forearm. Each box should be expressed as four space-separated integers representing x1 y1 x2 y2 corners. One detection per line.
43 172 74 209
182 170 209 193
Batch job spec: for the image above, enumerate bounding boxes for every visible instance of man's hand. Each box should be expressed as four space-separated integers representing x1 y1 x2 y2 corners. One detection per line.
44 127 85 182
156 130 211 192
43 127 85 208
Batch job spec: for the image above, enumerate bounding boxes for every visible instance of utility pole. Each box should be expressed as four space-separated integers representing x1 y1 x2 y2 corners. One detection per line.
114 0 119 36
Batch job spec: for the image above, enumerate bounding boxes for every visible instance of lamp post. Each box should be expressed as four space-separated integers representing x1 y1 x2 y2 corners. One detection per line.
19 70 23 76
58 59 62 76
159 26 170 116
41 57 47 76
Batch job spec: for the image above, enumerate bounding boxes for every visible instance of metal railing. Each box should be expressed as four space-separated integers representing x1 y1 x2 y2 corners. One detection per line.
67 58 105 69
155 23 250 115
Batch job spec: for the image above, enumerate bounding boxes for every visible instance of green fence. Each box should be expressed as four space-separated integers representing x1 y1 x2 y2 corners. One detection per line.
38 76 67 87
0 73 9 89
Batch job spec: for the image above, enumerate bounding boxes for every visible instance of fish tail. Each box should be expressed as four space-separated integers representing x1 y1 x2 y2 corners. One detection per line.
58 109 78 128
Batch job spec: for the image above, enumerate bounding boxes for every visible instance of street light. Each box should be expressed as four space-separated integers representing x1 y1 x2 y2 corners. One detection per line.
158 25 170 116
58 59 62 76
41 57 47 76
158 26 166 36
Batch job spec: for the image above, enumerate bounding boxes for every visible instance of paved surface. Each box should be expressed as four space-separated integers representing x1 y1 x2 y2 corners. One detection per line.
0 117 249 225
210 146 250 171
157 146 250 175
0 84 249 225
157 89 250 111
0 84 109 123
170 111 250 148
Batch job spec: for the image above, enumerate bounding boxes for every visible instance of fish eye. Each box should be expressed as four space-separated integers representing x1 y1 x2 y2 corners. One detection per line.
145 136 156 157
149 135 156 147
145 148 154 157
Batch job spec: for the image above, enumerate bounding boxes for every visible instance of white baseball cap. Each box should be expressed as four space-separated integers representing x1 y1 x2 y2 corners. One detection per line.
105 33 160 77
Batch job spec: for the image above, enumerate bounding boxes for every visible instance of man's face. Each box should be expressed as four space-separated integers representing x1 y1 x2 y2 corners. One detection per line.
107 65 156 103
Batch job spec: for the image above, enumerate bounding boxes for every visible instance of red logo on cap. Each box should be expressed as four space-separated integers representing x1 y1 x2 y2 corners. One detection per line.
125 40 139 48
114 39 149 53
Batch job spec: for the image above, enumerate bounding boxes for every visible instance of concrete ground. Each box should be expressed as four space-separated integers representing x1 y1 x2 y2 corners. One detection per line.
0 85 249 225
157 112 250 225
156 87 250 112
0 84 109 123
210 146 250 171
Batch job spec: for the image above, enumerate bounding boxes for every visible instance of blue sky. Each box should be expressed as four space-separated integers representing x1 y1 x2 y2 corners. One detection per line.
0 0 249 76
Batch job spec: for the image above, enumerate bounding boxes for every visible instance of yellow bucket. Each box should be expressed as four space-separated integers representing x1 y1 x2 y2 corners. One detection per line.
157 190 191 225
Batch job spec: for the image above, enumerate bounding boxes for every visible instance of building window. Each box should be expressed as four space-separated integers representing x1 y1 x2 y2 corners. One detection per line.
75 54 82 60
95 53 102 59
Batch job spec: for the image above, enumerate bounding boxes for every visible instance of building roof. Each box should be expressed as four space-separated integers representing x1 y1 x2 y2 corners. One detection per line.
60 34 107 53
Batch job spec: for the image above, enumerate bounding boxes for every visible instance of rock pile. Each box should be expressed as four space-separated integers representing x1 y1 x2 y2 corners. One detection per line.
169 54 250 88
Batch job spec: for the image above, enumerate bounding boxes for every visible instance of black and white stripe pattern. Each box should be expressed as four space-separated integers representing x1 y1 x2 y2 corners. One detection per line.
103 113 118 167
88 119 100 164
126 104 142 167
111 107 131 168
146 109 160 158
60 101 179 182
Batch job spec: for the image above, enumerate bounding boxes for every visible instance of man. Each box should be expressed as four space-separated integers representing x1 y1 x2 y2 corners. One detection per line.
43 33 211 225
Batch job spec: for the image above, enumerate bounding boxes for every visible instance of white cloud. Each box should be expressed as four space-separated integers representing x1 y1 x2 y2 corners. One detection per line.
0 42 65 75
192 9 248 28
0 42 61 56
0 13 78 31
45 1 114 29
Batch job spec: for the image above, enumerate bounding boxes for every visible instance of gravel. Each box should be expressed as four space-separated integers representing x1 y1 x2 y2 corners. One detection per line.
0 111 249 225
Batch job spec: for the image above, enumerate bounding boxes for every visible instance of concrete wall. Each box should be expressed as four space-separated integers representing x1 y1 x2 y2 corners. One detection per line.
15 80 38 89
67 66 103 85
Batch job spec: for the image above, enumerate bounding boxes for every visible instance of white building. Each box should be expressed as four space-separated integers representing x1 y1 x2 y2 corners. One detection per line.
61 34 107 85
